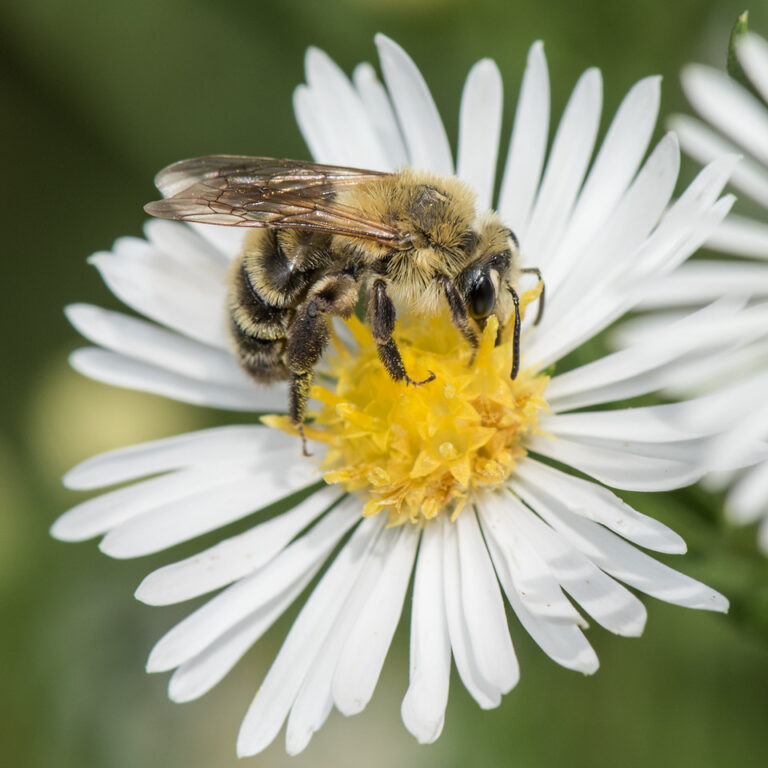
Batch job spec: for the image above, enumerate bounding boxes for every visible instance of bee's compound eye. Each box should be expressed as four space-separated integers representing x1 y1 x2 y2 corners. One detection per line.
468 273 496 318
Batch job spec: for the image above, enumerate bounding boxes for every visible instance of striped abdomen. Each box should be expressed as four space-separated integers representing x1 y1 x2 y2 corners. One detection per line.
227 229 331 382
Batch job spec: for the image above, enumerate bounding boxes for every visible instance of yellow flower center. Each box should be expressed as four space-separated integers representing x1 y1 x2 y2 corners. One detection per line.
265 285 548 526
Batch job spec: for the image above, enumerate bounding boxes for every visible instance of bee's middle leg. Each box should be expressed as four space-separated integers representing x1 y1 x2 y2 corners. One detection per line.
367 279 435 386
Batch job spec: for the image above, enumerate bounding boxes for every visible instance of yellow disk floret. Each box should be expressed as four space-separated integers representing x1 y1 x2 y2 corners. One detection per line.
265 285 548 526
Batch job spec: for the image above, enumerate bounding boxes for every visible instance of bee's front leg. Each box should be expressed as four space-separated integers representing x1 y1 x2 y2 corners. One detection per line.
440 275 480 352
367 279 435 386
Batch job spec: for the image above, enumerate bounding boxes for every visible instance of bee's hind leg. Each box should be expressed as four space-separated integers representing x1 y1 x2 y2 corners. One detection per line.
286 274 359 455
367 279 435 386
288 371 313 457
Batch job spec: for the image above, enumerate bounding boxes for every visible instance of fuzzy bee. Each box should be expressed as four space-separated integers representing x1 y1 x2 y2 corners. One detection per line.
145 156 544 450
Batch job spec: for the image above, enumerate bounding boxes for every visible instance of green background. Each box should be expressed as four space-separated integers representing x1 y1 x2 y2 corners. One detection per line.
2 1 768 766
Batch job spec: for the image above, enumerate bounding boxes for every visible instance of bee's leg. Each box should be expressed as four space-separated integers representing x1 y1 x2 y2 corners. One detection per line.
367 279 435 386
520 267 545 325
286 275 359 454
288 371 313 457
440 276 479 351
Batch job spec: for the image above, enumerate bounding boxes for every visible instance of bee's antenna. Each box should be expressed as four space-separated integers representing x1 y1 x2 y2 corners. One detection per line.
521 267 545 325
509 286 521 380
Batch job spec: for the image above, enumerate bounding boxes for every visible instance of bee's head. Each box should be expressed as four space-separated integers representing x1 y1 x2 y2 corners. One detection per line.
457 217 520 327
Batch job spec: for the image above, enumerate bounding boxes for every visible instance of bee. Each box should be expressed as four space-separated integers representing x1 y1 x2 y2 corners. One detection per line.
145 156 545 451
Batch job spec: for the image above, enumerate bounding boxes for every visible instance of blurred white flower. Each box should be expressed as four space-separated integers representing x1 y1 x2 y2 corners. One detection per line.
54 35 737 756
616 29 768 554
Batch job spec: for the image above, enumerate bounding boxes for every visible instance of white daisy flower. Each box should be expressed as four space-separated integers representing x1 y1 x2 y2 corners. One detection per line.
53 35 737 757
616 27 768 554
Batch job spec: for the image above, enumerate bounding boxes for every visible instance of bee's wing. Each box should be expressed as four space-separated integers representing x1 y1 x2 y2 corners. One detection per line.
145 155 407 247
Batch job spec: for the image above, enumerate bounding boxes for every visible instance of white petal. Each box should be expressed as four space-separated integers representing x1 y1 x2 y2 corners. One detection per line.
627 338 768 403
596 190 734 361
66 304 250 386
168 559 322 703
285 663 332 756
516 480 728 612
703 395 768 472
546 76 661 290
637 260 768 308
573 74 661 222
89 247 229 348
477 493 584 623
523 68 602 269
609 310 689 348
515 458 686 554
545 299 745 412
498 41 550 238
544 404 706 442
483 494 608 674
147 500 360 673
524 132 681 364
441 516 494 708
544 132 679 313
551 433 706 464
353 62 407 168
706 213 768 259
444 510 518 709
374 34 453 174
188 222 245 262
401 522 451 744
333 524 419 715
526 433 702 492
485 514 599 673
143 219 231 275
63 425 292 490
738 32 768 101
457 58 503 210
682 63 768 165
135 486 343 605
236 515 385 757
726 460 768 525
525 159 735 370
666 366 768 430
53 467 239 542
285 526 400 755
504 484 648 636
293 85 336 165
670 113 768 208
702 468 740 493
299 48 389 170
99 457 318 558
70 347 289 413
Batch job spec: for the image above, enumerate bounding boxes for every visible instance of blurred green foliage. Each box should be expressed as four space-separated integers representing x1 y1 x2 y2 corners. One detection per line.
3 1 768 767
